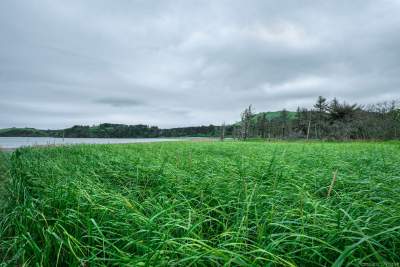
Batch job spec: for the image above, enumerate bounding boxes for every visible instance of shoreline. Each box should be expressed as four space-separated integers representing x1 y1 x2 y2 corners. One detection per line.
0 137 219 152
0 147 15 152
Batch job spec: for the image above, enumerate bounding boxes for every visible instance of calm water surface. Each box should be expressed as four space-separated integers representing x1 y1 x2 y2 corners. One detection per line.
0 137 184 149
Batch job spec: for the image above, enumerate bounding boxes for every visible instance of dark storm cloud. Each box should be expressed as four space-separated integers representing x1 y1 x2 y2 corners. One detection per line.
1 0 400 128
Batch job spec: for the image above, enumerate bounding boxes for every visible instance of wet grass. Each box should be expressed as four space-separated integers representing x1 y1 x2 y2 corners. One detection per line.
1 141 400 266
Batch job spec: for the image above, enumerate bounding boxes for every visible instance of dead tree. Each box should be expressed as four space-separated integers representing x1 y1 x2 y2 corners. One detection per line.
240 105 253 141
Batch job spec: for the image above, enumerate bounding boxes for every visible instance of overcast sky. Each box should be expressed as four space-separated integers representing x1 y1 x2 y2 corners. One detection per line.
1 0 400 129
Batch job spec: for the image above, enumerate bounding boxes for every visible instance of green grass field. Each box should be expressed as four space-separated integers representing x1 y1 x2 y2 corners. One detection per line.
1 141 400 266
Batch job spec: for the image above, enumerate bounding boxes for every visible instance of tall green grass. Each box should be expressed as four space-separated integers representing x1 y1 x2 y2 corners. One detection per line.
1 141 400 266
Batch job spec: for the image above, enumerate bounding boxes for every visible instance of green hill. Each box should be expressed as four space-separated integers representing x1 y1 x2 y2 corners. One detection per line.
233 111 297 126
254 111 297 121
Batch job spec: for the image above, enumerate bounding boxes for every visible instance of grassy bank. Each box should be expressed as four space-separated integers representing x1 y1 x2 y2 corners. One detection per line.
1 141 400 266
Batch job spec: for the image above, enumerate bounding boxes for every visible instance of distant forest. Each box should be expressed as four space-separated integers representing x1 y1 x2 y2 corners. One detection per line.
1 97 399 140
0 124 223 139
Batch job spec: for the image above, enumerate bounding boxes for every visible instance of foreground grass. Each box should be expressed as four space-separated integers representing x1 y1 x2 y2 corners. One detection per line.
1 141 400 266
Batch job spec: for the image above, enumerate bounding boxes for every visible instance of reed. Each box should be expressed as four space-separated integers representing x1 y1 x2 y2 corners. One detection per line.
327 170 338 198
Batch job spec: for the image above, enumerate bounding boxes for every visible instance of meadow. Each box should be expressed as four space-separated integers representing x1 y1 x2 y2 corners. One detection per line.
1 141 400 266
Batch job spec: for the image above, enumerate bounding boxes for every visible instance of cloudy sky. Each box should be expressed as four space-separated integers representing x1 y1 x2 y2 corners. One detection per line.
1 0 400 129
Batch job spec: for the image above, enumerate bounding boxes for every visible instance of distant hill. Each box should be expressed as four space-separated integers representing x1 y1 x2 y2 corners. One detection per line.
232 110 297 125
254 111 297 121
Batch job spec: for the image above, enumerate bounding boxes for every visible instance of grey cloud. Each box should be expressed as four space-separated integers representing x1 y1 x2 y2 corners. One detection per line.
96 97 145 107
1 0 400 128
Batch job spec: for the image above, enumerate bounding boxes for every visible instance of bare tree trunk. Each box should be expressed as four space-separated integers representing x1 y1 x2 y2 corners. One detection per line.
220 122 225 141
314 124 318 139
306 120 311 140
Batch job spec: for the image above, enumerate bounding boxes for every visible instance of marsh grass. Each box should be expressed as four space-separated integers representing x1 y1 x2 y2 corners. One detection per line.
1 141 400 266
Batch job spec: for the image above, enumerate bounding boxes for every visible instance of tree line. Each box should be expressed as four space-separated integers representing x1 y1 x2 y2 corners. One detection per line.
1 96 399 140
0 123 231 138
236 97 400 140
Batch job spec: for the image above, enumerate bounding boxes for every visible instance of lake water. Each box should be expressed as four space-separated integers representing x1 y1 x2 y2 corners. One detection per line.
0 137 185 149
